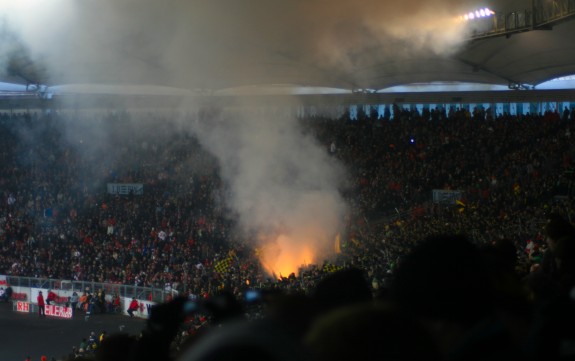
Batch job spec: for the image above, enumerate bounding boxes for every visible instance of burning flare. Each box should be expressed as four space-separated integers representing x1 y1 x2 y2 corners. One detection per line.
257 234 318 278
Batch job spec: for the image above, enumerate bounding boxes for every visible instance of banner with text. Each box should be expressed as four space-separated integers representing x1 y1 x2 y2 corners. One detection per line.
45 304 73 319
107 183 144 195
16 301 30 313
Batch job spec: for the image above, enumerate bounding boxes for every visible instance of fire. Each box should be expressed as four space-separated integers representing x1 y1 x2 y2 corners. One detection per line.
257 234 316 278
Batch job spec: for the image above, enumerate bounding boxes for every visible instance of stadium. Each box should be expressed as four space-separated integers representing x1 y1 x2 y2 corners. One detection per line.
1 0 575 360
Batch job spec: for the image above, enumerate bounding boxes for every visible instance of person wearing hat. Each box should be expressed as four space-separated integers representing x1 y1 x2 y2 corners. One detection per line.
37 291 45 317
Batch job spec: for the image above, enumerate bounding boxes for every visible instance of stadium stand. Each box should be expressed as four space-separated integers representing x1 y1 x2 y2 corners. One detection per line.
0 105 574 360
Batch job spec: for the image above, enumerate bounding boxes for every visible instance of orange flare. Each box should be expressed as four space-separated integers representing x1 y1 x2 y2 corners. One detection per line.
257 234 315 278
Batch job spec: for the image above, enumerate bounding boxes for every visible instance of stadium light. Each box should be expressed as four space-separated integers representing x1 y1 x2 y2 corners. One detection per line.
459 7 495 21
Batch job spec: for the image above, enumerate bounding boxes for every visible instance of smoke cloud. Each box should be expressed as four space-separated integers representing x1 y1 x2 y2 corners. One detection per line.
1 0 473 89
183 104 348 276
1 0 478 276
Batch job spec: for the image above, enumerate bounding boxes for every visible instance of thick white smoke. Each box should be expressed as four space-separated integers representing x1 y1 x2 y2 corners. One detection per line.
183 104 348 276
0 0 481 276
0 0 475 89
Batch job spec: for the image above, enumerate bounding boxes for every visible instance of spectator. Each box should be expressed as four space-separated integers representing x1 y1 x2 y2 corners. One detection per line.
37 291 45 317
69 291 79 314
79 338 88 351
541 214 575 279
96 289 106 314
390 234 525 360
127 298 139 318
0 284 12 302
46 289 56 305
87 294 97 317
79 292 89 312
99 330 107 344
526 214 575 305
110 293 121 313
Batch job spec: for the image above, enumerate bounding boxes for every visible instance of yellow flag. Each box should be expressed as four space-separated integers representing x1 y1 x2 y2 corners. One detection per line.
214 257 233 274
323 263 343 273
456 199 466 212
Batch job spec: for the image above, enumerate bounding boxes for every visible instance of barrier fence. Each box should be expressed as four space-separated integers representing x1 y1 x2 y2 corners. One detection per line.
2 275 171 319
2 275 175 303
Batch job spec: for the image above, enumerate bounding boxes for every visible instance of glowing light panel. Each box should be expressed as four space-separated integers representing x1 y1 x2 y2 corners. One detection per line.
459 7 495 21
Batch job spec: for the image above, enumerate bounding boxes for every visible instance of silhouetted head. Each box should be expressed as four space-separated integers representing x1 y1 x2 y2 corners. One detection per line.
312 268 372 314
390 234 495 325
306 302 440 361
545 214 575 251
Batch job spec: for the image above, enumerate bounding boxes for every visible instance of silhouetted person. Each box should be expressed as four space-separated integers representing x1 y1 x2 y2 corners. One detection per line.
541 214 575 281
312 267 372 315
306 302 440 361
390 234 523 361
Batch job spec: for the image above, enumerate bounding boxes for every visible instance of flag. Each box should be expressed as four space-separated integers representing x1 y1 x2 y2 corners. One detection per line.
214 257 233 274
455 199 466 212
323 263 343 273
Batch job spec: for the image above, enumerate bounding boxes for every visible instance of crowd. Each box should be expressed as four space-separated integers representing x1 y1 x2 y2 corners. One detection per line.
1 104 575 361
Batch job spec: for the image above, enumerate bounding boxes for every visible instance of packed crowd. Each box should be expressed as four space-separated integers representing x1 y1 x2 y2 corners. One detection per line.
1 104 575 361
1 106 574 290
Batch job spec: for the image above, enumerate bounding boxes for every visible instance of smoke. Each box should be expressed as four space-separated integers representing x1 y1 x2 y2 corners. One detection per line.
1 0 473 89
184 104 348 276
1 0 476 275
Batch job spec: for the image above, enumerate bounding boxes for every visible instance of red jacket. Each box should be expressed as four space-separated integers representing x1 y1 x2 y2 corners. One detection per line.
37 293 45 307
128 299 139 310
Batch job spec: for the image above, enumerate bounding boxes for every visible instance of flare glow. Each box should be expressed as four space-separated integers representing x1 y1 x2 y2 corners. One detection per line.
257 234 316 278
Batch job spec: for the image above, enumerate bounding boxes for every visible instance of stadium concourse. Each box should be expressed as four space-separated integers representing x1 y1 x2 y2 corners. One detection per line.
0 300 145 361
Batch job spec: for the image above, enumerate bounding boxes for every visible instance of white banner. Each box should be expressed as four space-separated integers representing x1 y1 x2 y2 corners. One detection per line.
16 301 30 313
11 286 30 302
0 275 7 287
107 183 144 195
45 304 73 319
121 297 156 319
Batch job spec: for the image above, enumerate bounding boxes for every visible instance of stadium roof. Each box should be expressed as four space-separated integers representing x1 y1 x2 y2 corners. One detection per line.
1 0 575 96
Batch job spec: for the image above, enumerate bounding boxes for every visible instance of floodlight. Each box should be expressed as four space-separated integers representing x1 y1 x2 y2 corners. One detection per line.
460 7 495 21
